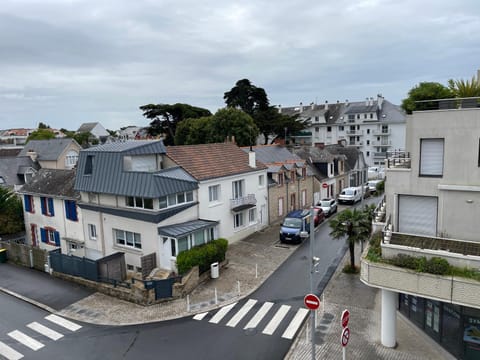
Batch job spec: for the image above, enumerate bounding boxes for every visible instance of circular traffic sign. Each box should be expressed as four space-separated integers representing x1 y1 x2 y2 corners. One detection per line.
304 293 320 310
341 309 350 328
341 327 350 347
322 183 328 189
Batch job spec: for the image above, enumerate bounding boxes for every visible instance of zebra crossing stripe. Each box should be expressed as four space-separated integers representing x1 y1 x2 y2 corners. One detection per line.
27 322 64 341
226 299 257 328
193 312 208 321
45 314 81 331
7 330 44 351
209 302 237 324
243 301 274 330
0 341 23 360
281 308 309 339
262 305 290 335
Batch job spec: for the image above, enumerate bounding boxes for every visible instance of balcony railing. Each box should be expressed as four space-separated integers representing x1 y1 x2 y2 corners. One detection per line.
413 96 480 111
385 150 411 169
373 152 388 158
371 140 392 146
230 194 257 211
346 129 364 135
373 130 390 136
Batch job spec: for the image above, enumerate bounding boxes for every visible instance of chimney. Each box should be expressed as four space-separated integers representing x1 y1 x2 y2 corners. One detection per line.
345 99 349 107
315 142 325 149
324 100 328 110
377 94 384 110
311 102 315 110
278 104 282 114
27 149 38 162
365 97 369 106
299 102 303 112
248 150 256 168
370 97 374 106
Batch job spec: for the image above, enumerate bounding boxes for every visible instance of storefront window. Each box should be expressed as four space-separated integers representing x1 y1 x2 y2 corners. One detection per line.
425 299 441 341
442 303 462 358
463 308 480 360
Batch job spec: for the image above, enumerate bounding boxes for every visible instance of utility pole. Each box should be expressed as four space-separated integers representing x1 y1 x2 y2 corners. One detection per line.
309 206 319 360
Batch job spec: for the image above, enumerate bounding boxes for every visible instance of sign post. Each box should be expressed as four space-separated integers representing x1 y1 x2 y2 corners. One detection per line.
341 309 350 360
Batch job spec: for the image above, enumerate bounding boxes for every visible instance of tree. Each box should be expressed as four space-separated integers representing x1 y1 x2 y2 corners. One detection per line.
401 82 453 114
329 208 371 270
174 116 214 145
140 103 212 145
224 79 306 144
0 187 24 235
448 76 480 98
26 129 56 142
38 122 50 129
209 108 259 147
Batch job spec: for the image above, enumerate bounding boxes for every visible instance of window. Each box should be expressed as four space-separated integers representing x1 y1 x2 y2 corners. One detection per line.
367 151 370 157
171 226 216 257
234 212 244 228
357 114 360 119
302 168 306 178
209 185 220 202
370 113 374 119
248 208 256 224
364 114 367 119
65 150 78 168
301 190 307 207
40 197 55 216
348 114 355 121
40 227 60 246
382 125 388 133
339 126 344 131
126 196 154 209
64 200 78 221
258 175 264 187
367 129 370 134
24 195 34 213
315 116 319 122
278 198 284 216
420 138 444 176
159 191 194 209
367 140 370 145
315 127 319 133
278 173 284 186
232 180 244 199
114 229 142 249
84 155 94 175
327 126 332 132
290 170 296 182
88 224 97 239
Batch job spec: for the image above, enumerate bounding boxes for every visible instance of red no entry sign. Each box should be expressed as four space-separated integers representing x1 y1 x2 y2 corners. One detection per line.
322 183 328 188
304 293 320 310
341 327 350 347
341 309 350 328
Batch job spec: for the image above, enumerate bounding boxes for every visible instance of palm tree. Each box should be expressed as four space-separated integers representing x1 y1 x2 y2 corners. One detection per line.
448 77 480 98
329 208 371 270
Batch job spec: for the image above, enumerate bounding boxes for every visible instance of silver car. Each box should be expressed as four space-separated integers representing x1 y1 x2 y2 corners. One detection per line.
318 198 338 217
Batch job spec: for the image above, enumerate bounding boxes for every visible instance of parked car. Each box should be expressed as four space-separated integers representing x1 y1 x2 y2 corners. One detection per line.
279 209 311 244
313 206 325 227
338 187 362 204
368 180 383 194
317 198 337 217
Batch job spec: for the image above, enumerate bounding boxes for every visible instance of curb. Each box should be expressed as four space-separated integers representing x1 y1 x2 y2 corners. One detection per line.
0 286 57 314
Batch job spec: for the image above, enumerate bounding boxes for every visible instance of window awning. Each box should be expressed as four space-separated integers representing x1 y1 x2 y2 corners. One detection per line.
157 219 219 238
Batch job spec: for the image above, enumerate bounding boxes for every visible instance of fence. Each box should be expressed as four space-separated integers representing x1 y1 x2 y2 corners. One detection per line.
0 240 47 271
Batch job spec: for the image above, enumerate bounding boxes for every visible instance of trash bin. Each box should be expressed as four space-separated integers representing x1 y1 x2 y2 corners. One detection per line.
210 262 219 279
0 249 7 263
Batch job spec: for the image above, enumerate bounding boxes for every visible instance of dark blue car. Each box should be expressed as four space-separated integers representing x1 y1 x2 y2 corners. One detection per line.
279 209 311 244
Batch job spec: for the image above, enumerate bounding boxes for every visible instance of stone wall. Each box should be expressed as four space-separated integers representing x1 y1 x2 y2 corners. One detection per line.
0 241 47 271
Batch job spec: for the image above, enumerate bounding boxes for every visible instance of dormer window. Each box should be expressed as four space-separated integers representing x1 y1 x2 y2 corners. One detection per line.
278 173 284 186
291 170 296 182
84 155 94 175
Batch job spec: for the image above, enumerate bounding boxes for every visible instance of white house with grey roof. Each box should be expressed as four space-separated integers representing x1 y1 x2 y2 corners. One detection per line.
74 140 218 274
18 138 82 170
281 95 406 167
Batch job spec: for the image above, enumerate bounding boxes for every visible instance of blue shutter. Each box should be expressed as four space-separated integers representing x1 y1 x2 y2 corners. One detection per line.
71 201 78 221
64 200 69 219
54 231 60 246
40 197 46 215
48 198 55 216
24 195 31 212
40 228 47 243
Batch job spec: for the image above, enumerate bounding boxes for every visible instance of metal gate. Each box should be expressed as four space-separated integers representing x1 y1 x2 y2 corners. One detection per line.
153 278 176 300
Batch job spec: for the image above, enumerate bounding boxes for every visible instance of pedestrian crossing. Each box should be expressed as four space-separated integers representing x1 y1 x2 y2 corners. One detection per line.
0 314 81 360
193 299 309 340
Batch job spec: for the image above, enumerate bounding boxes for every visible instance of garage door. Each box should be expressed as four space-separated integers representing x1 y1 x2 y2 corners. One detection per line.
398 195 437 236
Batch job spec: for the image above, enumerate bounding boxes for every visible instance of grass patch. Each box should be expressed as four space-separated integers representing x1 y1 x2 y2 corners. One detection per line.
342 264 360 274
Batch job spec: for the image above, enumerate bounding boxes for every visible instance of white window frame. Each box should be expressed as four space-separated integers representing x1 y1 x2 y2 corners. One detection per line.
88 224 97 240
248 208 257 224
232 180 244 199
114 229 142 249
159 191 194 209
234 212 244 228
258 175 264 187
209 185 220 202
420 138 444 177
278 198 284 216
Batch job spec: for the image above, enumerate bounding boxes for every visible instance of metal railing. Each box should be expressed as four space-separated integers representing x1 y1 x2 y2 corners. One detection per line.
386 150 411 169
414 96 480 111
230 194 257 209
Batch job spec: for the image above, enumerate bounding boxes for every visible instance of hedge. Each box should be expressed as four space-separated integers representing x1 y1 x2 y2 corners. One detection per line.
176 238 228 275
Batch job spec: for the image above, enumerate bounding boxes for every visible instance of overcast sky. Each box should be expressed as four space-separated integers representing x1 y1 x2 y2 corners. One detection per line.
1 0 479 131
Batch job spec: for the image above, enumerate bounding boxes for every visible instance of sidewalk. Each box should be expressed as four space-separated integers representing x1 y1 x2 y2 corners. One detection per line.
0 223 454 359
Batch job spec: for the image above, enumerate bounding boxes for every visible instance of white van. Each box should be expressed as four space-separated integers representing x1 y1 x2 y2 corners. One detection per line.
338 187 362 204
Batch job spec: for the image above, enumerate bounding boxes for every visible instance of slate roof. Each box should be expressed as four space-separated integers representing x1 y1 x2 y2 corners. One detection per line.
293 146 344 163
157 219 219 237
77 122 99 133
324 144 361 171
166 143 267 181
18 138 79 161
242 145 304 165
0 153 39 188
74 140 197 197
19 169 79 199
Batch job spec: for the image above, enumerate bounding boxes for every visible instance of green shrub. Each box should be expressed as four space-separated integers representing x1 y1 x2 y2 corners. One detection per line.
376 180 385 193
425 257 450 275
366 232 382 261
176 238 229 275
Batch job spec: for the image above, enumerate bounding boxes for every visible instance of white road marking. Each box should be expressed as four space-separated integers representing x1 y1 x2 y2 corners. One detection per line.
0 341 23 360
226 299 257 327
243 302 274 330
27 322 64 341
209 302 237 324
193 312 208 321
262 305 291 335
7 330 44 351
281 308 309 339
45 314 81 331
